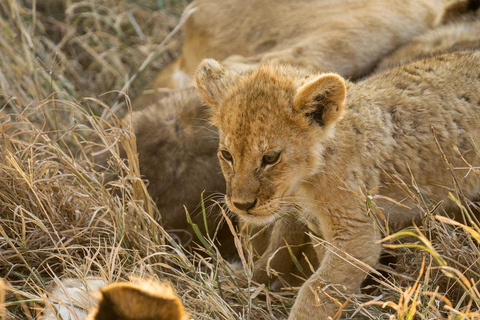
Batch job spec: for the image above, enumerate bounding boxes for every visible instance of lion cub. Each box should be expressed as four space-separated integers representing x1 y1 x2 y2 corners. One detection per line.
195 51 480 319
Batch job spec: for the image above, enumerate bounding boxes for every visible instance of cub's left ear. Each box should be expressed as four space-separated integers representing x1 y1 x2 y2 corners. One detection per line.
293 73 346 127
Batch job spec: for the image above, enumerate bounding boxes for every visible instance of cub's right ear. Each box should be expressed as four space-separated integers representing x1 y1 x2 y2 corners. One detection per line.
293 73 346 127
440 0 480 24
195 59 236 108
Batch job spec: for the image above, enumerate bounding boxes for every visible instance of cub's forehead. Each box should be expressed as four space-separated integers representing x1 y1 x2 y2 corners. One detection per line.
220 128 289 159
227 80 295 108
221 132 270 154
217 107 304 155
219 94 292 139
218 73 298 123
212 65 310 151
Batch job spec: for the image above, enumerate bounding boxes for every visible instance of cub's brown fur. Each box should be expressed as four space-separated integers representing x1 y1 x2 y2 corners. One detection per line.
146 0 452 94
97 89 232 252
377 10 480 70
195 51 480 319
88 282 188 320
128 89 222 236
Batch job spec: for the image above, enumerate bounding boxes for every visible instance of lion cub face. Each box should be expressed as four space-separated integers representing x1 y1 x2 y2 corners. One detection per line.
196 60 346 225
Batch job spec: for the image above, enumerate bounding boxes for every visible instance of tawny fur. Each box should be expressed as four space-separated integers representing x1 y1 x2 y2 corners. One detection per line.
377 10 480 70
195 51 480 319
146 0 454 94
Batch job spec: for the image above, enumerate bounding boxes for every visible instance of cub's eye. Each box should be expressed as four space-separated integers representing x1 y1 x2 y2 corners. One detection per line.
221 150 233 163
262 151 281 167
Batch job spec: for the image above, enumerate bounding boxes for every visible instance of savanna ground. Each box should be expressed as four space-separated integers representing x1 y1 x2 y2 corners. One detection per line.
0 1 480 319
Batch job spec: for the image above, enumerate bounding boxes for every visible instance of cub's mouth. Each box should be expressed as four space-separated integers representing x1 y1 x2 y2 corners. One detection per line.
225 198 278 226
234 211 278 226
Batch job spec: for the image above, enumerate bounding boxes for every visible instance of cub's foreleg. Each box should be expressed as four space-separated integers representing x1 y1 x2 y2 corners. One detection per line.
289 202 381 320
251 216 320 289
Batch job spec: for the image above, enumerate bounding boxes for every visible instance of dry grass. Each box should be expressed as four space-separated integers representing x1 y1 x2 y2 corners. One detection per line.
0 1 479 319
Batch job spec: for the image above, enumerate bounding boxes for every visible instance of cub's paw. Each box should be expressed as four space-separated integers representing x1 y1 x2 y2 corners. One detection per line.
230 259 277 289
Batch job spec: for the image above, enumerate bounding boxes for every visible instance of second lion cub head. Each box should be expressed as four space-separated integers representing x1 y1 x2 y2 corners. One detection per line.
195 59 346 225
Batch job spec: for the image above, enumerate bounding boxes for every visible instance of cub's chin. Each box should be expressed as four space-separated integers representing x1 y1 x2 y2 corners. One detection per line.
235 212 277 226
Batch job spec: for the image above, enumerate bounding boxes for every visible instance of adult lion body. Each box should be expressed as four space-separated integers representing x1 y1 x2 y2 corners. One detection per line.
195 51 480 319
147 0 450 93
377 11 480 70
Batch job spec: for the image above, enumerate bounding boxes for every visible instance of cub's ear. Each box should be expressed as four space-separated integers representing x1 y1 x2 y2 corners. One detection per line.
293 73 346 127
440 0 480 24
89 282 187 320
195 59 236 108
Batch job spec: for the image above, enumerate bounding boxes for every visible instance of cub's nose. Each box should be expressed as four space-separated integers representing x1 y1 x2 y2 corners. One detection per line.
233 199 257 212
